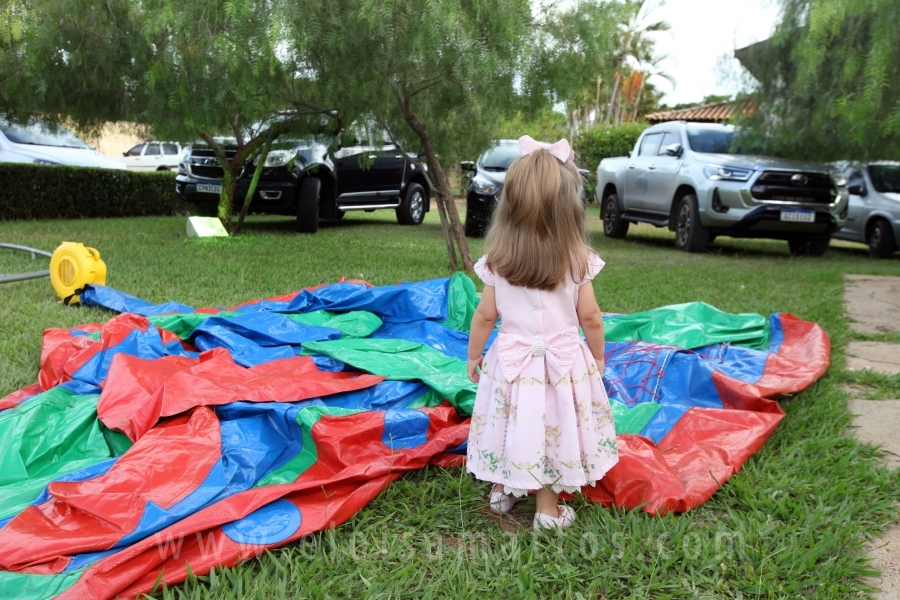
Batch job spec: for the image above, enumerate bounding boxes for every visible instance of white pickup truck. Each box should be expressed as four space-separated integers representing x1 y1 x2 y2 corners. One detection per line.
595 122 849 255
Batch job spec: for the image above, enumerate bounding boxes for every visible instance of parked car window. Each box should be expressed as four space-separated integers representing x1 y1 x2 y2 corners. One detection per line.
125 144 146 156
639 133 662 157
656 132 680 156
1 120 90 149
686 128 741 154
867 165 900 193
163 143 179 155
480 144 519 171
144 143 161 156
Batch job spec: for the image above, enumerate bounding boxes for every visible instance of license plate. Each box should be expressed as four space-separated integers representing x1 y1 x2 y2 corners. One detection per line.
780 209 815 223
196 183 221 194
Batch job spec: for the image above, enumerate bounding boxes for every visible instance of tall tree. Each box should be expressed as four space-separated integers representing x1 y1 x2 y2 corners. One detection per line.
736 0 900 160
303 0 531 271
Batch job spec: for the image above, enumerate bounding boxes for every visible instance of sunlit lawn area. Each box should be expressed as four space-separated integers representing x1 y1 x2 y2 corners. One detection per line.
1 205 899 598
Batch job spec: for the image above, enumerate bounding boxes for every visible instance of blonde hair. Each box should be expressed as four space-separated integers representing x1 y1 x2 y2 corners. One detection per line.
484 148 592 290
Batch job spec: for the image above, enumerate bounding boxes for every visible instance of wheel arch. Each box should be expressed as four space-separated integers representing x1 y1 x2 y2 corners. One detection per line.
866 213 899 251
668 185 698 231
600 183 619 216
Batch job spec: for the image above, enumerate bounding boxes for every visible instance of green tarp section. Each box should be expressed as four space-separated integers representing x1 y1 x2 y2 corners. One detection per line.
604 302 770 350
0 388 132 520
303 338 478 416
0 568 84 599
610 400 660 435
444 272 479 332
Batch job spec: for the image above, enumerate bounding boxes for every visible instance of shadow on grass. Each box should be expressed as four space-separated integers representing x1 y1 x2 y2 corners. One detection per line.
611 230 795 259
238 214 448 236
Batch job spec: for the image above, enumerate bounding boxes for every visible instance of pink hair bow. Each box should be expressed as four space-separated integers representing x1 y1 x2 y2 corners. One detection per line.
518 135 575 163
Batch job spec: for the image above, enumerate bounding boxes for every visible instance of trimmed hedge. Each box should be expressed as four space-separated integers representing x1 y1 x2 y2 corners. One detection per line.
574 122 647 200
0 163 187 220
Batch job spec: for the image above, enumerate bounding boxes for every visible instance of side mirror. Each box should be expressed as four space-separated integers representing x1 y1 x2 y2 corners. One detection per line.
122 152 128 156
460 160 475 172
626 151 632 158
847 183 867 196
664 143 683 157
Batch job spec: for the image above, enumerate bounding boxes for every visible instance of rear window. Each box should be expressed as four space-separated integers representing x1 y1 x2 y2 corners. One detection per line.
687 129 740 154
480 144 520 170
867 165 900 193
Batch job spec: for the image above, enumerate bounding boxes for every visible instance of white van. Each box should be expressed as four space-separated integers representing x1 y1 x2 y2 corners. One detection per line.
0 120 126 170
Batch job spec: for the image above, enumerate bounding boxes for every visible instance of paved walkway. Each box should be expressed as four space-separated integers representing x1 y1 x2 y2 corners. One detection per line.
844 275 900 600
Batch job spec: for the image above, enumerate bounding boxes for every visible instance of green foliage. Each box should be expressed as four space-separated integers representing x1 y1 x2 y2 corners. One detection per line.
574 122 646 171
0 164 185 220
494 109 570 145
737 0 900 161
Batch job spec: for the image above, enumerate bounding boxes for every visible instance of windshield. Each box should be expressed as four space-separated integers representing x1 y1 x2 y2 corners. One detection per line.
867 165 900 193
1 120 91 149
481 144 520 170
686 128 743 154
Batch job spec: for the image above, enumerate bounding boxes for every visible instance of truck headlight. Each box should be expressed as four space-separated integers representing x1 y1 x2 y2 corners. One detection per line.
473 178 501 195
255 150 294 167
704 164 753 181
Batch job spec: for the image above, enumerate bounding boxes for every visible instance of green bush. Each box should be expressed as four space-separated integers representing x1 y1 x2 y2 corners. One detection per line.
574 122 647 201
0 163 186 220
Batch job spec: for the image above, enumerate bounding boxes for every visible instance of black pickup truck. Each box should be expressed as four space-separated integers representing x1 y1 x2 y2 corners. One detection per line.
175 140 430 233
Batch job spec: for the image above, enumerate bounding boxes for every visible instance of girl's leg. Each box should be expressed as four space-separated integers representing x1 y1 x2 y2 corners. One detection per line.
535 487 560 517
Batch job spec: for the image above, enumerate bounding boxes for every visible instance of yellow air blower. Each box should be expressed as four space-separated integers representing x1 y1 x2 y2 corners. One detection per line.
49 242 107 305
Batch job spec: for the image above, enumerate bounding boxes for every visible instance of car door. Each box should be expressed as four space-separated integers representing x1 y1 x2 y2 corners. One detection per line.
644 131 684 214
335 146 405 204
140 143 161 171
122 143 145 170
841 166 869 241
624 133 662 210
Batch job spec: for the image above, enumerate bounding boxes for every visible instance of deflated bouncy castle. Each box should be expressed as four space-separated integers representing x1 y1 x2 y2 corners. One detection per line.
0 274 829 598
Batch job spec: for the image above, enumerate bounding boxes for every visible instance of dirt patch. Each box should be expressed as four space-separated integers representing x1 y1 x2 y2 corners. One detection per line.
845 383 878 398
846 342 900 376
847 399 900 470
844 275 900 334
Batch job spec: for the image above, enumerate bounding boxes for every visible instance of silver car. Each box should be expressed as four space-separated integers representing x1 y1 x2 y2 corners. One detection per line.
833 162 900 258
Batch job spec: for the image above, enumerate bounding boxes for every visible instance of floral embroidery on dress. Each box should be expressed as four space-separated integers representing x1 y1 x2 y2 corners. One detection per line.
545 425 562 447
471 414 487 435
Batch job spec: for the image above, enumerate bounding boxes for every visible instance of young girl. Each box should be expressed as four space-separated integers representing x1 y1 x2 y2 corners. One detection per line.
466 136 619 530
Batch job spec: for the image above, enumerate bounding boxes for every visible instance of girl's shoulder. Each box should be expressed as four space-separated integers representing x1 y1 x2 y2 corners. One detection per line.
576 251 605 287
474 255 497 286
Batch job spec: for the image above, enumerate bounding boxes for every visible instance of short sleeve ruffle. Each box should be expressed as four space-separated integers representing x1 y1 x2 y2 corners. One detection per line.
473 255 496 286
578 252 605 286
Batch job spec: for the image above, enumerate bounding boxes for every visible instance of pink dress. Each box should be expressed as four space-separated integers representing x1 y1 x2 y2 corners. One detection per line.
466 253 619 496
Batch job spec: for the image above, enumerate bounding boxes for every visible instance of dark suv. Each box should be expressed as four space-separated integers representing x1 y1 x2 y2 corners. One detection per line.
461 140 520 237
175 139 430 233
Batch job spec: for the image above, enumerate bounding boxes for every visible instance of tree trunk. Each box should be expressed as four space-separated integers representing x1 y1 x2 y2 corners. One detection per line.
396 97 474 272
233 135 273 236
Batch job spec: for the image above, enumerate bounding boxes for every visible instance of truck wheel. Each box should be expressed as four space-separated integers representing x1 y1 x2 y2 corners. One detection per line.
296 177 320 234
788 237 830 257
867 219 895 259
674 194 709 252
397 183 426 225
465 209 485 238
602 194 629 239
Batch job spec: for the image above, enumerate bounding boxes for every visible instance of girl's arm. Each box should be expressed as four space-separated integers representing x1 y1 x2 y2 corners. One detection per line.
467 285 498 382
576 283 606 370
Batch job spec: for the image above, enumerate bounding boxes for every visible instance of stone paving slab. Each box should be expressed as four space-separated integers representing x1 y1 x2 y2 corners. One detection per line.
844 275 900 334
863 523 900 600
848 399 900 470
846 342 900 376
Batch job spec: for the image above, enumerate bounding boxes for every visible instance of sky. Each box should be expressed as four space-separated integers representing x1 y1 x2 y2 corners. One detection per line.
645 0 782 106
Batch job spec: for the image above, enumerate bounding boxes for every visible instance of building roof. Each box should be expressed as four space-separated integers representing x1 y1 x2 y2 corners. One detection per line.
644 101 735 124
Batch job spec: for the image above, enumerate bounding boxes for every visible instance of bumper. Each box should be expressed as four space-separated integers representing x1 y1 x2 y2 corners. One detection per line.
466 191 499 222
696 179 847 239
175 176 298 214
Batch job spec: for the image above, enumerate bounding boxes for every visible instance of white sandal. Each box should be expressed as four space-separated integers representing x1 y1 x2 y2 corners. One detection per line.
533 505 576 530
489 488 522 514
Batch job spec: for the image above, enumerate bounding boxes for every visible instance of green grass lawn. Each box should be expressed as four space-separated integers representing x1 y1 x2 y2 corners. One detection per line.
1 207 899 599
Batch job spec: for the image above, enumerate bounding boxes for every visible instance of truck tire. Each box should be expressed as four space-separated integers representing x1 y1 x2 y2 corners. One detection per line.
788 236 830 257
396 183 426 225
674 194 709 252
602 194 629 239
867 219 895 259
296 177 320 234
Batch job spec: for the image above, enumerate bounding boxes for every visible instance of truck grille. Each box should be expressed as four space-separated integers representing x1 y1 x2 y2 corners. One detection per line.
750 171 836 204
189 148 241 180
